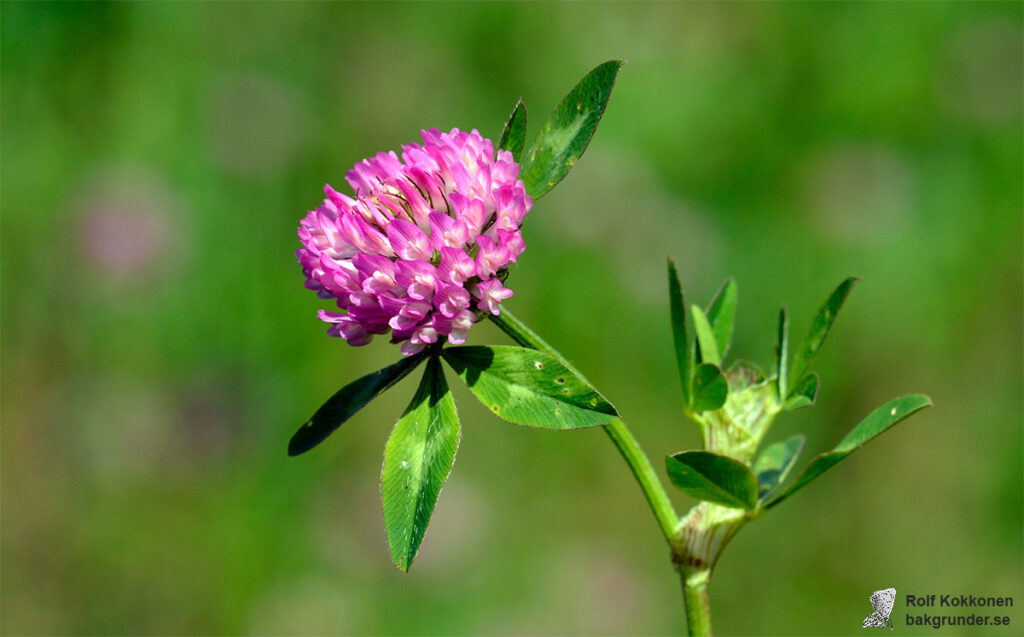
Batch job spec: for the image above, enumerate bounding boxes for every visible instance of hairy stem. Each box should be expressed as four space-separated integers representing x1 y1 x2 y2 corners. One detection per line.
681 568 713 637
489 309 679 545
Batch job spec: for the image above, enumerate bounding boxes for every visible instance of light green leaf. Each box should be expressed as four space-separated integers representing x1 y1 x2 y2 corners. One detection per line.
788 277 858 392
691 362 728 413
442 345 617 429
765 395 932 509
691 304 720 366
667 258 692 408
775 306 789 401
705 278 737 360
289 353 427 456
521 60 623 200
497 98 527 164
381 357 461 572
666 450 758 510
785 373 819 410
753 434 805 504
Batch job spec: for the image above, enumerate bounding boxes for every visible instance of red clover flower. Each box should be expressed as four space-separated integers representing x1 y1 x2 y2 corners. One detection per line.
297 128 531 354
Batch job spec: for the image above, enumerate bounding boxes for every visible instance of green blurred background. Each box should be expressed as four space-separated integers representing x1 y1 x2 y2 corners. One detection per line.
3 2 1021 635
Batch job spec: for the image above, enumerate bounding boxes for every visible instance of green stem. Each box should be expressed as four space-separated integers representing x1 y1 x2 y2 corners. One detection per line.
603 418 679 546
489 309 679 545
681 568 713 637
487 308 563 361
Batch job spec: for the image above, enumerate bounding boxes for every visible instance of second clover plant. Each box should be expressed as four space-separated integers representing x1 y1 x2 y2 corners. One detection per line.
288 60 931 636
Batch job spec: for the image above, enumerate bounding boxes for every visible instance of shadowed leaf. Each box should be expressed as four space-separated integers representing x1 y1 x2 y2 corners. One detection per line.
775 306 789 401
666 450 758 510
753 434 805 504
497 98 527 164
289 353 427 456
785 373 819 410
668 258 692 408
691 362 728 413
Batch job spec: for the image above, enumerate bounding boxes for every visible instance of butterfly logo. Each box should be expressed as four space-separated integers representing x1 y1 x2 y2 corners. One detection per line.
862 588 896 630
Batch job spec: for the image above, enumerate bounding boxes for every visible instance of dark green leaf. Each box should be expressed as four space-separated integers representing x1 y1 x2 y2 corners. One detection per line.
289 353 427 456
521 60 623 200
691 362 728 413
667 258 691 407
788 277 858 392
691 304 720 366
497 98 527 164
766 395 932 509
775 306 789 401
705 278 737 360
785 372 819 410
381 357 461 572
753 434 805 503
443 345 617 429
666 450 758 510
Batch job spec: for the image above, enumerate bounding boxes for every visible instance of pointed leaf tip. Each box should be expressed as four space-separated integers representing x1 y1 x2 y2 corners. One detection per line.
691 362 728 413
785 372 819 410
705 278 738 360
765 394 931 509
521 60 623 200
788 277 859 387
497 98 527 164
667 258 692 408
775 306 789 401
381 357 461 572
691 304 721 366
289 353 427 456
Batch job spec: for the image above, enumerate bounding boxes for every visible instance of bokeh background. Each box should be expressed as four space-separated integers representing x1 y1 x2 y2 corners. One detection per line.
3 2 1021 635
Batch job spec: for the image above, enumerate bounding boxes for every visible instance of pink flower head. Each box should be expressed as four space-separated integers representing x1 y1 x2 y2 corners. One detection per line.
297 128 533 354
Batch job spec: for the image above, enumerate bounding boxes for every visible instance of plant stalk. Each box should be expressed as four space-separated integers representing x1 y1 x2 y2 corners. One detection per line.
489 309 679 544
681 568 713 637
489 308 726 636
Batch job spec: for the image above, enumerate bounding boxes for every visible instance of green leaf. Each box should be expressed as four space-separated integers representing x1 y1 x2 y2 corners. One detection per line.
667 258 691 407
787 277 858 392
785 372 819 410
289 353 427 456
753 434 805 504
691 362 728 413
666 450 758 510
691 304 720 366
765 395 932 509
726 359 767 387
775 306 789 401
381 357 461 572
442 345 617 429
705 278 737 360
497 98 527 164
520 60 623 200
